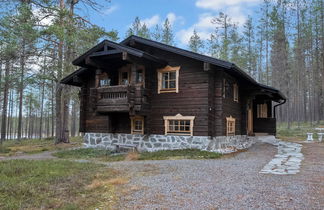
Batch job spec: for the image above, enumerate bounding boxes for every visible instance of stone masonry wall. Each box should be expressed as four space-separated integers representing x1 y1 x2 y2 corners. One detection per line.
83 133 257 154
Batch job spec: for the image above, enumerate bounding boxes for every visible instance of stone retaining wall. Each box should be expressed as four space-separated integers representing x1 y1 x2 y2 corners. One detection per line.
83 133 257 154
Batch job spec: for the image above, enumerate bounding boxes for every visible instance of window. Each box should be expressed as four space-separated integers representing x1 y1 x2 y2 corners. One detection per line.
257 103 268 118
130 116 144 134
99 72 110 87
135 66 145 86
157 65 180 94
223 79 233 98
226 116 236 136
233 83 238 102
163 114 195 136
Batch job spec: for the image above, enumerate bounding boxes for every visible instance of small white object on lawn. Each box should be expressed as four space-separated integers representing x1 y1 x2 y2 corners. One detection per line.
306 133 313 141
317 133 323 142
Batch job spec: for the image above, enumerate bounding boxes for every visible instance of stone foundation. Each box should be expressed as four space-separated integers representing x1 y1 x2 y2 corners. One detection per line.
83 133 257 154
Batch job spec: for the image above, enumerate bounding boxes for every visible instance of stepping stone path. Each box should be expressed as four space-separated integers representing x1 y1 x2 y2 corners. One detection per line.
259 136 304 175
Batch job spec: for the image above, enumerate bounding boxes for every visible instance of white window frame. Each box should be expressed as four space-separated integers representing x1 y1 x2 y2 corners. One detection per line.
163 114 195 136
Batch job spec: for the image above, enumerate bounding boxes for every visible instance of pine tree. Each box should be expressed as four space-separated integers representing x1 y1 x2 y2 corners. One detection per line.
188 29 204 53
212 12 233 60
242 16 258 78
152 24 162 41
161 18 174 45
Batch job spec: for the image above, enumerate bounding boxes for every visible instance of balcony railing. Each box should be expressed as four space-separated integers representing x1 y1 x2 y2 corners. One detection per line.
90 85 148 113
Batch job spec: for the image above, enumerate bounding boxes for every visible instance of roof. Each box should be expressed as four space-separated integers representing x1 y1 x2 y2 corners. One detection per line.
62 35 285 101
72 39 166 66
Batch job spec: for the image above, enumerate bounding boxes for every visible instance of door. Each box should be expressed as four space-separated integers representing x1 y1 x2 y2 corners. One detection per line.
247 100 253 135
119 66 130 85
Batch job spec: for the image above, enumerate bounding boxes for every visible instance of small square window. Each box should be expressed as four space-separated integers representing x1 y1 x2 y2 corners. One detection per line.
131 116 144 134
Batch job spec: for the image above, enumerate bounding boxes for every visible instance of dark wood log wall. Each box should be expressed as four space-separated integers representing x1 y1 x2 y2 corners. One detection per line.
145 49 210 136
221 73 244 135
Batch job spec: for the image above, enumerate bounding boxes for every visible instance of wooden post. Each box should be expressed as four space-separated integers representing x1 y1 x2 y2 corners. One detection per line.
95 69 102 88
130 63 137 85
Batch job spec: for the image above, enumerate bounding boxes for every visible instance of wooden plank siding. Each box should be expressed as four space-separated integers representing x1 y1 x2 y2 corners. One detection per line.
146 49 210 136
221 73 244 136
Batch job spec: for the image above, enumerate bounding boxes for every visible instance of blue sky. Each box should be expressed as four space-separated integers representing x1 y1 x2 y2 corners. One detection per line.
79 0 262 48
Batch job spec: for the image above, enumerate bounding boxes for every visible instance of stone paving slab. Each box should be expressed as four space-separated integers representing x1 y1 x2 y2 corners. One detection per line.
259 136 304 175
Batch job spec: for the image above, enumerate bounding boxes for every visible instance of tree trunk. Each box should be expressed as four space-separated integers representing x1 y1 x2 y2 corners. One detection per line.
17 42 25 141
1 60 10 143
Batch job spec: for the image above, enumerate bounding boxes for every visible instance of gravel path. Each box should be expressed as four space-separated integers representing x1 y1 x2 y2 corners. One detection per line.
107 141 324 209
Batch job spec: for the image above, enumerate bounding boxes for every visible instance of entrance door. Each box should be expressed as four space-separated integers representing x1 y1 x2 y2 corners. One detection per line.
247 100 253 135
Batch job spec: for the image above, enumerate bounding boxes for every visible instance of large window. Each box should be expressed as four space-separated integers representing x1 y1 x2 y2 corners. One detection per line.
226 116 236 136
130 116 144 134
163 114 195 136
257 103 268 118
157 66 180 94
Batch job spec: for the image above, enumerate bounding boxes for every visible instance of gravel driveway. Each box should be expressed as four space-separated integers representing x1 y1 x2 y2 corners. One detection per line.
108 142 324 209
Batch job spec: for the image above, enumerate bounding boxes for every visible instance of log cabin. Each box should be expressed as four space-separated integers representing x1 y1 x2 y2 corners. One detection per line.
61 35 286 153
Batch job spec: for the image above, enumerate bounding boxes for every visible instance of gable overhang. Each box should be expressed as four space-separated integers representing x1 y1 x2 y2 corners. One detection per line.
72 39 167 68
61 67 88 86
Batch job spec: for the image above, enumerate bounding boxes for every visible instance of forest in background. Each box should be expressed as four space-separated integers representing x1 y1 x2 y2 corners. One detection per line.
0 0 323 142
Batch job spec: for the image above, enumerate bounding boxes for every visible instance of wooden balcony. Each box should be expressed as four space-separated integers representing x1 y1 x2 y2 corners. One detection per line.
90 85 148 113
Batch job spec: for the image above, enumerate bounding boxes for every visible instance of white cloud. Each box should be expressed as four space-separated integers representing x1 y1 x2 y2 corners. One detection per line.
142 15 160 28
225 6 247 25
33 8 55 26
196 0 260 10
166 12 185 26
176 13 214 46
103 5 118 15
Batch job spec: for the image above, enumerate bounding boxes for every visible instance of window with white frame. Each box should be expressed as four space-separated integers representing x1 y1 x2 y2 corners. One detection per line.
163 114 195 136
157 66 180 93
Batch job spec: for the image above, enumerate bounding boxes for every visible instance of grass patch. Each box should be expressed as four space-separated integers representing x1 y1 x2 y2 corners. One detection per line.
277 121 324 141
0 159 124 210
138 149 222 160
54 148 221 161
0 136 82 157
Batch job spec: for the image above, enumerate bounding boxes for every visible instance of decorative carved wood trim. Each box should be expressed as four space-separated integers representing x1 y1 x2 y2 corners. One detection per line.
130 115 144 134
163 114 195 136
157 65 180 94
226 115 236 136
